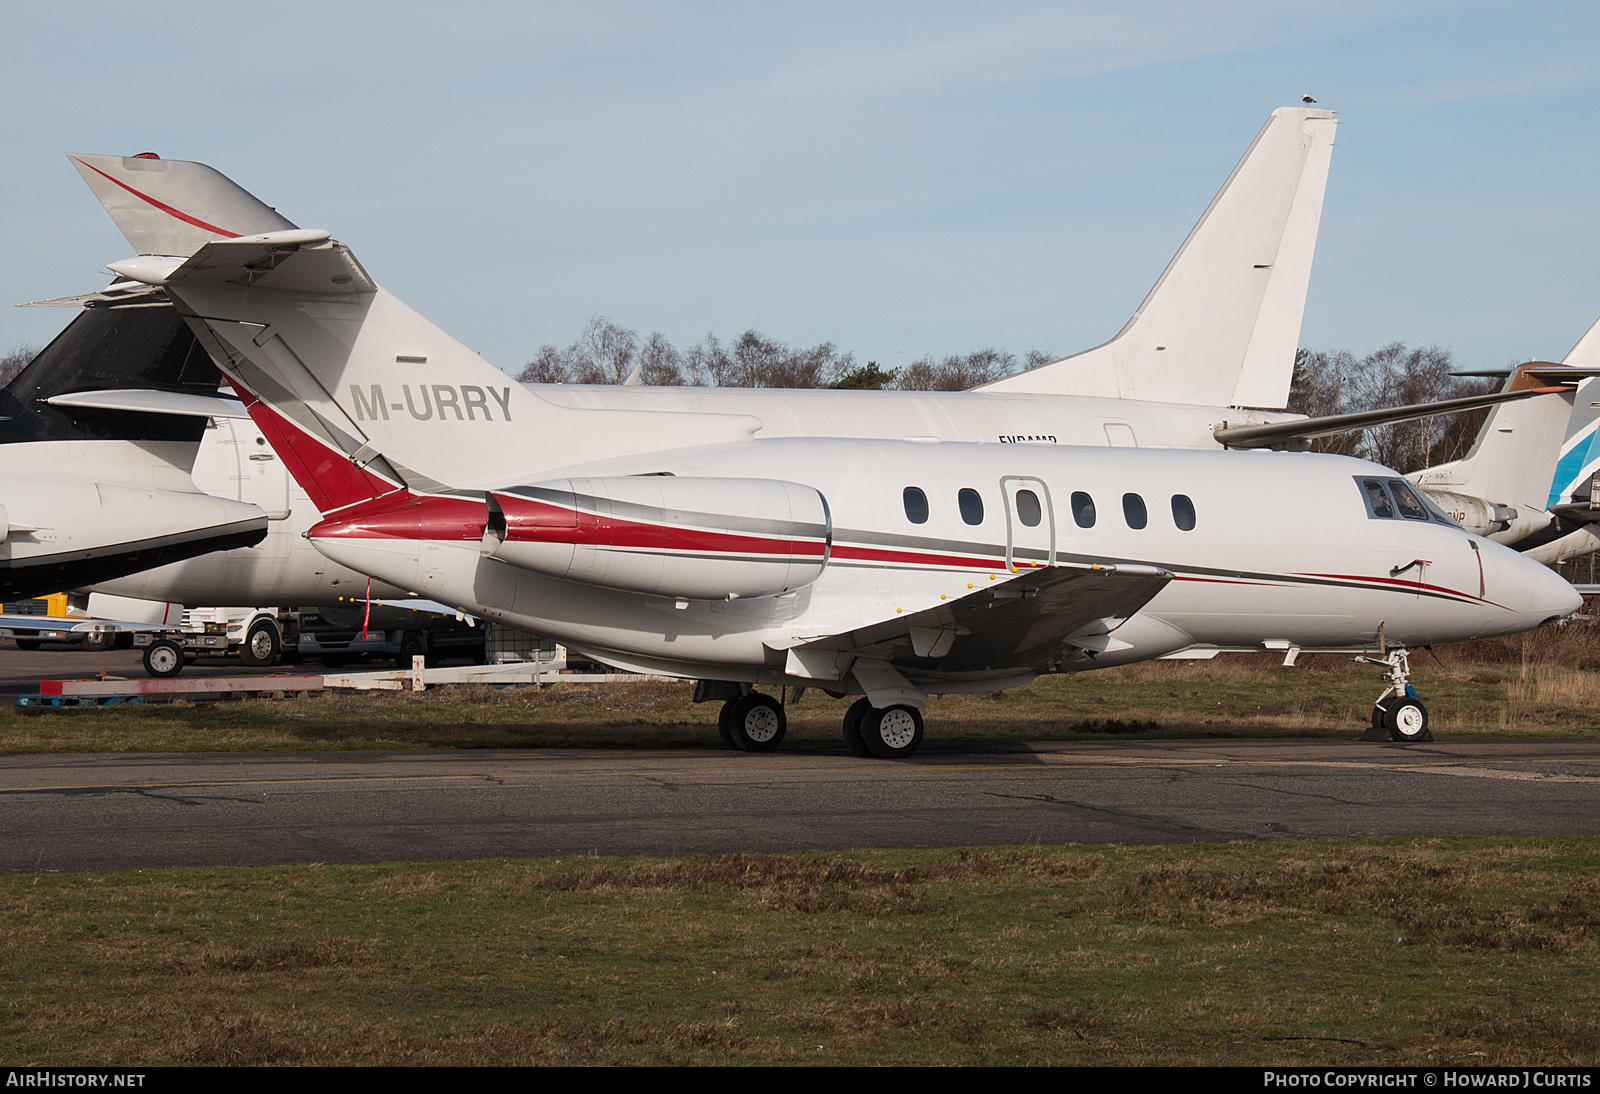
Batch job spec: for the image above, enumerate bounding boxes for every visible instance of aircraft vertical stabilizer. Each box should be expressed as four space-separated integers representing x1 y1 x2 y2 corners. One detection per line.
976 107 1336 409
68 153 296 258
1410 363 1580 544
72 155 764 510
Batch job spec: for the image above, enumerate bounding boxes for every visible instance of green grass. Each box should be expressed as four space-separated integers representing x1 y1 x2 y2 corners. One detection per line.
5 650 1600 755
4 839 1598 1065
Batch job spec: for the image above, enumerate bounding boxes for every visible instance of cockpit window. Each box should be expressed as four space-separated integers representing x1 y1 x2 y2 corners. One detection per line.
1360 478 1396 519
1388 480 1430 521
1357 475 1461 528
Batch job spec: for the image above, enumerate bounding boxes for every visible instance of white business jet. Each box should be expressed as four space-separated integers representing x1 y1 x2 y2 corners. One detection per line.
77 153 1580 757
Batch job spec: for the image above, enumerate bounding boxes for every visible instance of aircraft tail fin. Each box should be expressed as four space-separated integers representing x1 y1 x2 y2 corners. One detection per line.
976 106 1337 409
1410 362 1579 540
68 153 296 257
1540 316 1600 511
73 156 763 516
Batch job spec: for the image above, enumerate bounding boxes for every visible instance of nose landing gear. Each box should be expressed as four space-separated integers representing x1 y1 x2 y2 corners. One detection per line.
1355 646 1432 743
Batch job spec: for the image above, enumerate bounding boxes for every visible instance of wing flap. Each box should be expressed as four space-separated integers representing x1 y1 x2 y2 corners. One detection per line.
792 563 1172 674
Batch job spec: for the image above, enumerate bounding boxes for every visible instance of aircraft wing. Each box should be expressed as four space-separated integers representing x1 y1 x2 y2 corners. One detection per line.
786 562 1172 676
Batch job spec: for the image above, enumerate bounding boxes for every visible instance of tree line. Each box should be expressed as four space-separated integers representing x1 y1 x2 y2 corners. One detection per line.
516 315 1052 391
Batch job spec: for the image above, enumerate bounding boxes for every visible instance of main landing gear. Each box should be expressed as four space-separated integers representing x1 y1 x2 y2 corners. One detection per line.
713 691 927 758
719 692 787 751
1355 646 1432 743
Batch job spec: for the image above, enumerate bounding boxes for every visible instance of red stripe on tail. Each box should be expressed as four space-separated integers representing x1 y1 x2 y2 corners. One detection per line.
71 156 243 240
226 377 402 514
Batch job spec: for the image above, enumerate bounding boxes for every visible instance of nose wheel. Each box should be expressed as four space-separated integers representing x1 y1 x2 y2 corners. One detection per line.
1355 646 1433 743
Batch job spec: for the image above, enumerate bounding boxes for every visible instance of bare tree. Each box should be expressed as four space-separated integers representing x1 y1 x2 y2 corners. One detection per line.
574 315 637 384
894 348 1018 391
637 331 685 385
517 343 575 384
1287 343 1498 470
684 332 736 386
0 343 37 389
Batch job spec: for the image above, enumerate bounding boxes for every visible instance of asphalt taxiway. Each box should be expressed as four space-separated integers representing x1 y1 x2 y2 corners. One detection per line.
4 738 1598 871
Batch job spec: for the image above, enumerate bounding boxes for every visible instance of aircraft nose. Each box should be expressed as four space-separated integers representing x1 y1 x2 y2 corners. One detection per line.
1494 541 1582 626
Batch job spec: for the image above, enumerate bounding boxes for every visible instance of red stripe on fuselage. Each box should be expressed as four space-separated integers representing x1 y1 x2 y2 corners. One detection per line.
72 157 243 239
495 495 825 560
309 491 487 542
1295 571 1507 610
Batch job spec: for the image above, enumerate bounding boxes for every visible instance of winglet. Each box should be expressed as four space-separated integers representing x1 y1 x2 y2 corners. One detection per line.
68 153 297 257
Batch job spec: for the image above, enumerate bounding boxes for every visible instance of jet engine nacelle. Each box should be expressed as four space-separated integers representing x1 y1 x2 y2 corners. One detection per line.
1419 489 1520 536
486 476 830 601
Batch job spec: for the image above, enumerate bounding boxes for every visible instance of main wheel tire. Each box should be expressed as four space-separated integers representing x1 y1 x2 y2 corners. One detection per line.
842 697 874 757
1371 699 1391 729
15 639 40 651
860 704 924 759
239 619 282 667
142 640 184 678
718 697 738 749
1385 697 1430 742
726 693 786 752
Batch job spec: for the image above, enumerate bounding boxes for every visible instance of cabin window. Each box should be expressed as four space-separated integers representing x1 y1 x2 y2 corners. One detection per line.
1071 491 1096 528
1015 489 1042 528
1123 493 1147 529
1360 478 1396 519
903 486 929 524
958 488 984 526
1388 480 1430 521
1171 494 1196 531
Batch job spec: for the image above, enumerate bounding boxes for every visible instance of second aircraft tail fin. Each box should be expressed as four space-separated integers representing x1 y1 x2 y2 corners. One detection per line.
976 106 1336 409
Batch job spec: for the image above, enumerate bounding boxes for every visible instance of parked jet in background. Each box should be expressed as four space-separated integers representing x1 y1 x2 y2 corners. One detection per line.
0 304 266 600
75 150 1582 756
1493 318 1600 566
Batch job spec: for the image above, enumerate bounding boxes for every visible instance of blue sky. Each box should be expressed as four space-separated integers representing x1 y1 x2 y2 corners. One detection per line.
4 1 1596 377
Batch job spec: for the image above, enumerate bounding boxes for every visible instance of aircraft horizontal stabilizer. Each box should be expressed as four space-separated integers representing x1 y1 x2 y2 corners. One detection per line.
789 562 1172 676
45 390 251 419
106 232 374 296
69 153 297 258
1215 383 1579 450
19 282 166 308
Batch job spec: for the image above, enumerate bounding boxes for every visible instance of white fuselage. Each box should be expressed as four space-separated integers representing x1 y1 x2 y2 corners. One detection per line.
532 382 1296 450
309 439 1578 690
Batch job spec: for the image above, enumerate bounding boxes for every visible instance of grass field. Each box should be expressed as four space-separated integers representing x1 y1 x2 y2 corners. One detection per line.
5 637 1600 755
3 839 1597 1066
5 628 1597 1065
